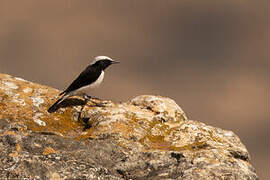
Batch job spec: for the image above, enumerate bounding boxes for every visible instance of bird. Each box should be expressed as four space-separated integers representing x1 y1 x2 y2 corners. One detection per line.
48 55 119 113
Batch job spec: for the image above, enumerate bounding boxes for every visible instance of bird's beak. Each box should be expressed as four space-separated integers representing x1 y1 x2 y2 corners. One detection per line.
112 60 120 64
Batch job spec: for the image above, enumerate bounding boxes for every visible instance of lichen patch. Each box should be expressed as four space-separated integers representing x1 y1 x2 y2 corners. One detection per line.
31 96 44 107
23 87 33 93
2 81 19 89
33 113 46 126
12 98 26 106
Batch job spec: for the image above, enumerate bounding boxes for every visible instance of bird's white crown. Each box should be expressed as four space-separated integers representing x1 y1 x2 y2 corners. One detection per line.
91 56 113 65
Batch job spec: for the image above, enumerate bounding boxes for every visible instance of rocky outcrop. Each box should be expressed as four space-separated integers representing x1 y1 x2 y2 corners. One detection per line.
0 73 258 179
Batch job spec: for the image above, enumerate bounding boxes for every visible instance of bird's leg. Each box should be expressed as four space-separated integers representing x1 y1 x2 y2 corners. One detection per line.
82 93 105 107
81 93 102 101
76 93 91 121
82 93 92 101
78 101 87 120
77 105 91 130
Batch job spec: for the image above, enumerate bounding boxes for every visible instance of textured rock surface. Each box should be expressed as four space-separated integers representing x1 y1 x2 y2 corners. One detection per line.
0 73 258 179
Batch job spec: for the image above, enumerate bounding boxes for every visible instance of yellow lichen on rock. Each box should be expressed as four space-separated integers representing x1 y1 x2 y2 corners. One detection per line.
43 147 57 155
16 143 22 153
0 73 84 137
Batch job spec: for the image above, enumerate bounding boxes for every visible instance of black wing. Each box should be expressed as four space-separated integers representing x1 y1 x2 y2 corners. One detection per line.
60 65 101 95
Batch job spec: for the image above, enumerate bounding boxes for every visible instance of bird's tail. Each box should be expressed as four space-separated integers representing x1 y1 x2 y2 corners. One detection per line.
47 94 68 113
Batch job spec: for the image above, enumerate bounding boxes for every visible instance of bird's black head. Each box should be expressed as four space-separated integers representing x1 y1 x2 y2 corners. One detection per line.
92 56 119 70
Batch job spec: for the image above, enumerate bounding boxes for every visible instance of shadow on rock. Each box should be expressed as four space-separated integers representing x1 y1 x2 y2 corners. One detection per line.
47 97 87 113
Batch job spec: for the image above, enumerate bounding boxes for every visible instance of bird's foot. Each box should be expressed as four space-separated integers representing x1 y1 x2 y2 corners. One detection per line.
83 94 92 101
82 117 92 130
77 109 92 130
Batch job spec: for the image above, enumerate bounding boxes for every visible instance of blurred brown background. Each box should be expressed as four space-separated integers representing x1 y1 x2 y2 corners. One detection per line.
0 0 269 178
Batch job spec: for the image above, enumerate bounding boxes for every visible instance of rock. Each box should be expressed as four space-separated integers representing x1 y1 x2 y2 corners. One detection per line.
0 73 258 179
